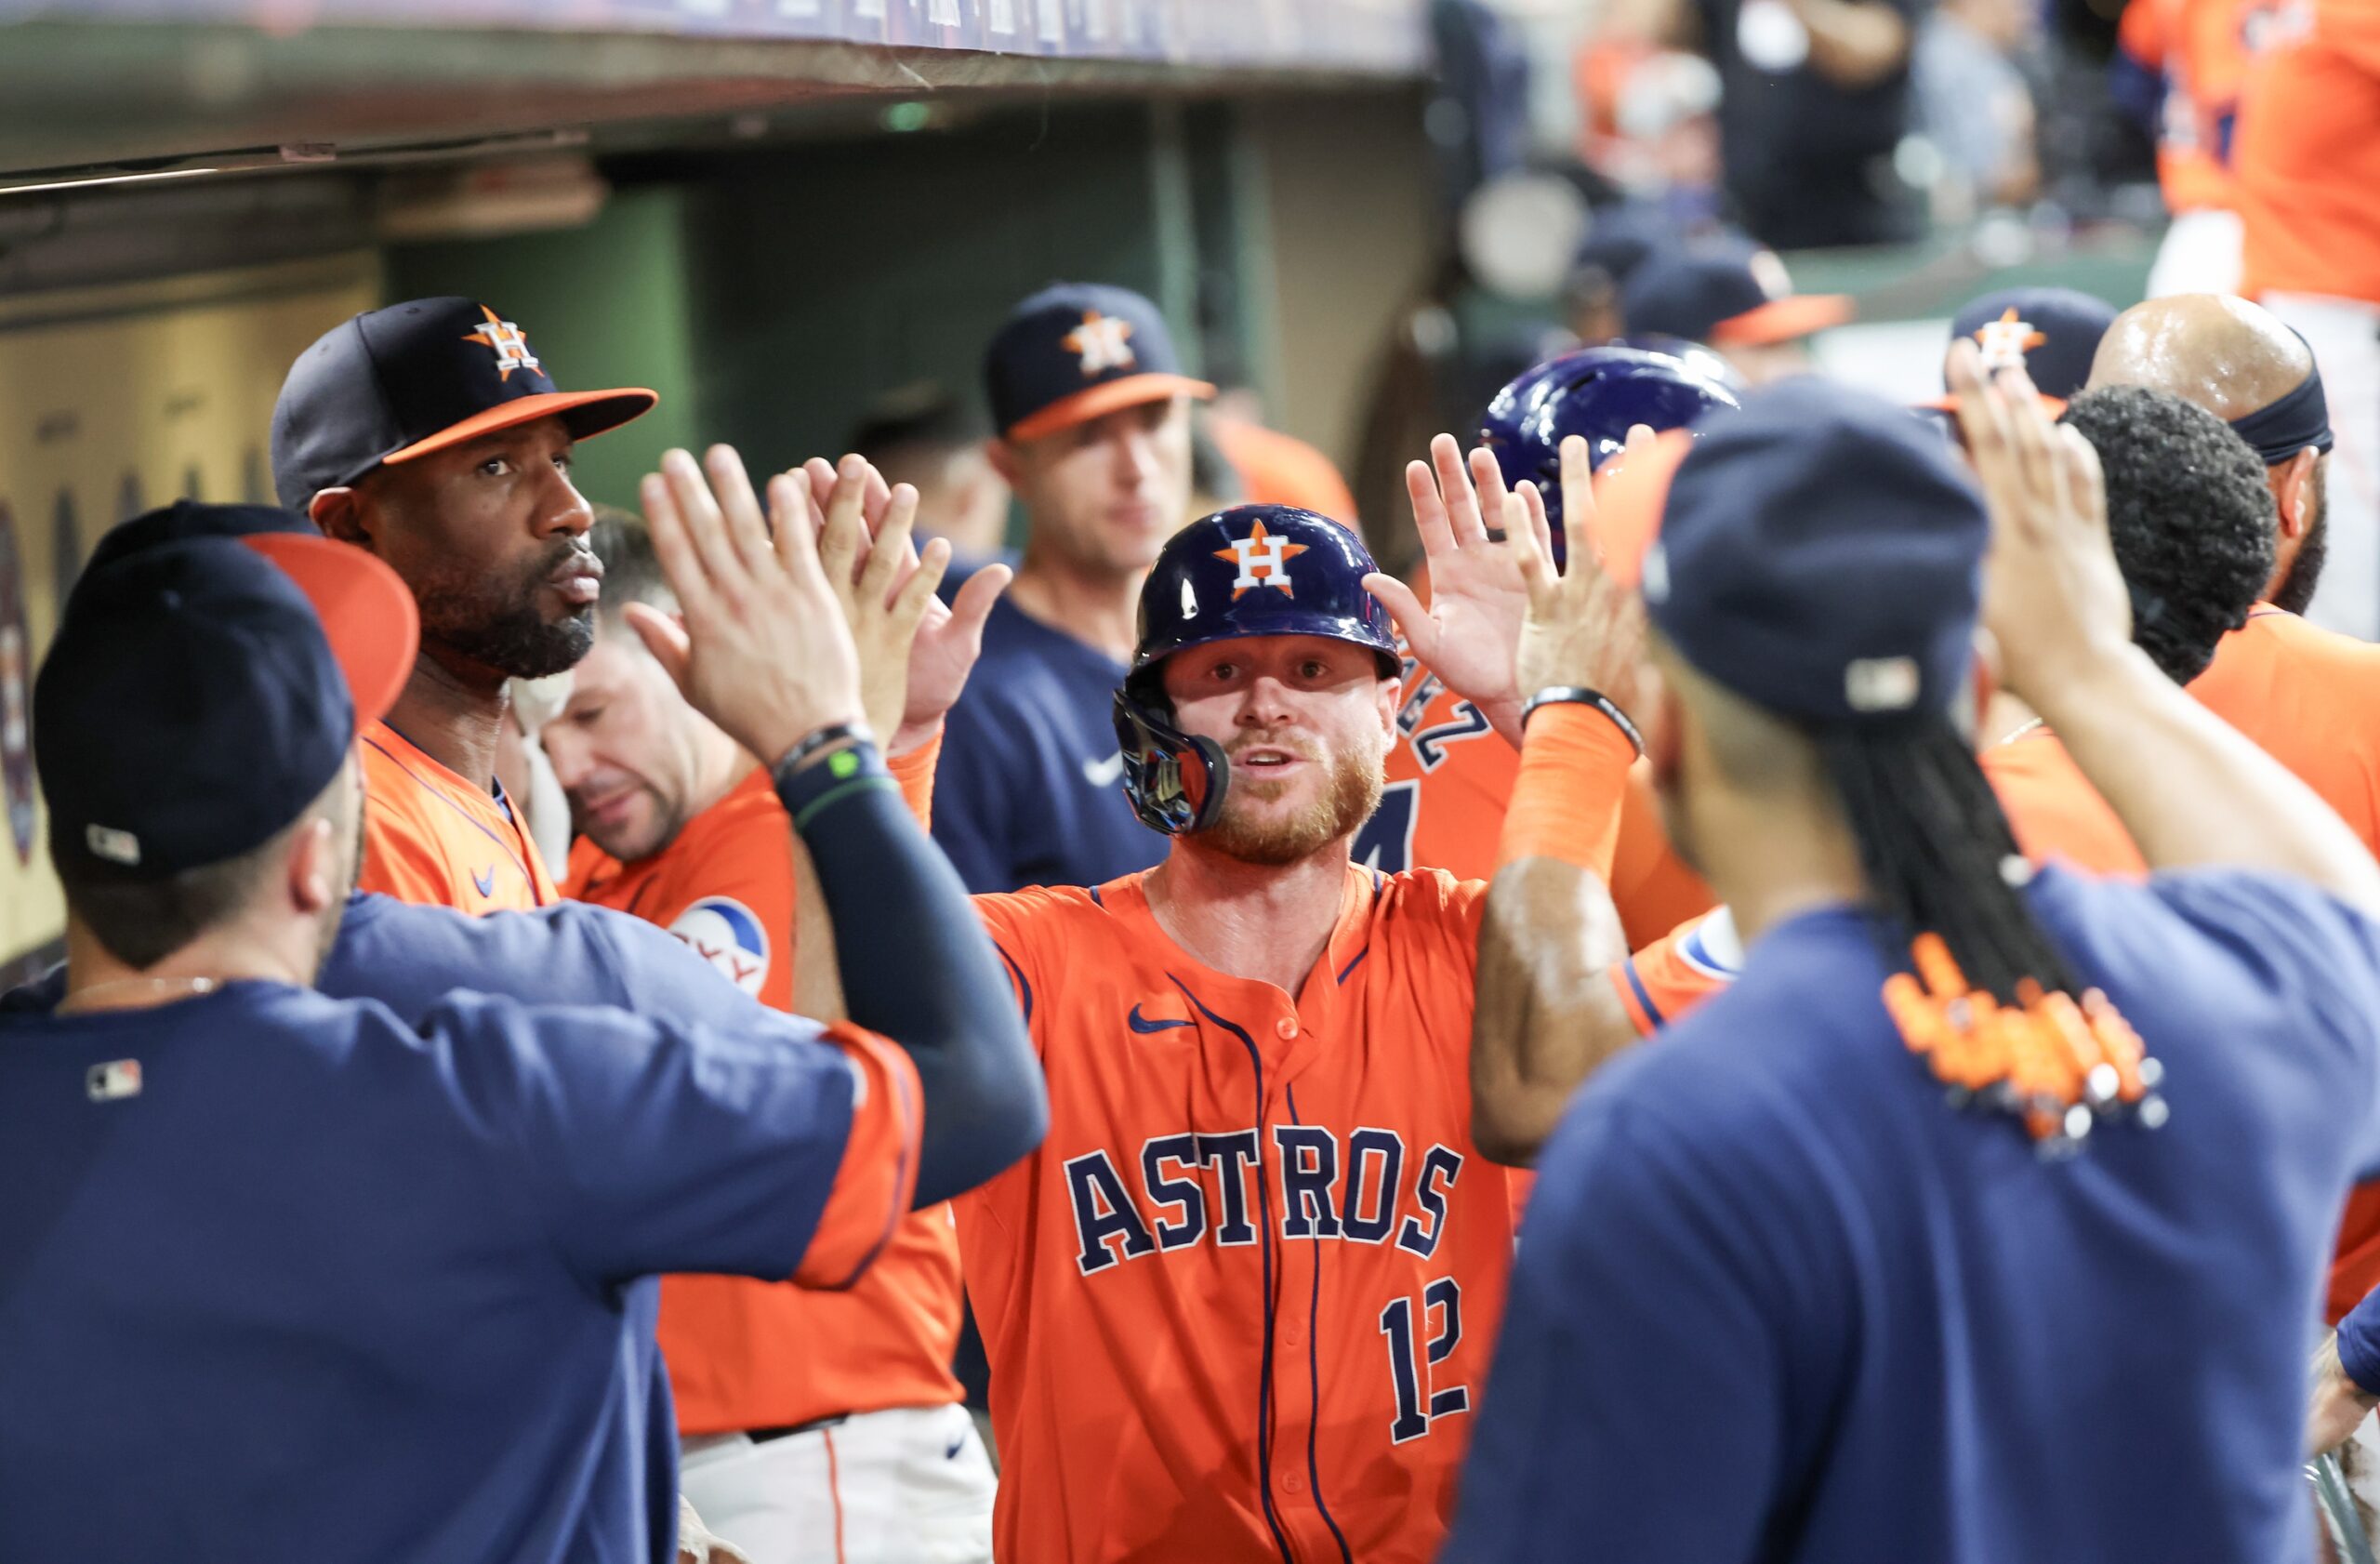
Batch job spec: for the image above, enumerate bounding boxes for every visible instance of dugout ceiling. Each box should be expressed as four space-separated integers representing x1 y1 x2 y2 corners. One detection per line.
0 0 1427 185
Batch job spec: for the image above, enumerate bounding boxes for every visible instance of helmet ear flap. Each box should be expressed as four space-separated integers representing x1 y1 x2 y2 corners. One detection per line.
1112 685 1231 837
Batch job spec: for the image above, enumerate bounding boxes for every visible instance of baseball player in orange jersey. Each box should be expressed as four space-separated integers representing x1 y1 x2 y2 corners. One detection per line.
2116 0 2288 294
270 297 658 912
1362 349 1738 947
798 489 1631 1564
2085 297 2380 1330
549 476 1011 1564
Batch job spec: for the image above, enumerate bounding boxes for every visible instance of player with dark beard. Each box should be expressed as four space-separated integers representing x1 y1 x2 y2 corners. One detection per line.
271 297 655 909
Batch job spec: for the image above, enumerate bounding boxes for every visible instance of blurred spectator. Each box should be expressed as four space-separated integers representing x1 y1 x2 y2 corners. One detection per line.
845 386 1012 573
1208 387 1361 524
2235 0 2377 641
1913 0 2043 221
1621 239 1854 384
1598 0 1924 248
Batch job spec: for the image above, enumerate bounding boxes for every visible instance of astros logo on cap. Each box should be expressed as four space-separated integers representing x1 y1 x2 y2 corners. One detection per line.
1214 518 1307 599
1063 311 1136 377
463 305 541 381
1972 308 2047 374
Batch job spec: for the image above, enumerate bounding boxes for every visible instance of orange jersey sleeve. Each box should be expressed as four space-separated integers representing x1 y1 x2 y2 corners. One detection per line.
357 721 557 911
790 1019 924 1291
890 728 941 831
1378 661 1715 943
1210 418 1361 523
568 766 965 1432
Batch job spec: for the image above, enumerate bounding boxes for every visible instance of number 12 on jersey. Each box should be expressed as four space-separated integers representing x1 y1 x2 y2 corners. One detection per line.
1381 1277 1469 1442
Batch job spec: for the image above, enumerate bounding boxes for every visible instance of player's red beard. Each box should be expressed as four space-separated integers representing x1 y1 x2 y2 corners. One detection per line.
1203 730 1384 867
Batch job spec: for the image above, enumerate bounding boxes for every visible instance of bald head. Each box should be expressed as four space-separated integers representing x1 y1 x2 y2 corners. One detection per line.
2087 294 2315 420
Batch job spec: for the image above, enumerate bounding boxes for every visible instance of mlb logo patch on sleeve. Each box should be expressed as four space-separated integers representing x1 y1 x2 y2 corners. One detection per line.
86 1058 142 1102
668 896 772 997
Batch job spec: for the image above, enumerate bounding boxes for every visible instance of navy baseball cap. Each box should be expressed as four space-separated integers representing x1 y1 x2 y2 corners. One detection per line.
1620 241 1853 349
1927 287 2117 412
985 283 1215 443
36 536 417 878
271 297 657 510
1597 378 1990 726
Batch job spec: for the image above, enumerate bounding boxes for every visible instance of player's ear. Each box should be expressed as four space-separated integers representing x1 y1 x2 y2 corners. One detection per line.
284 815 341 919
2274 447 2319 540
1372 671 1401 743
983 438 1021 486
309 486 372 550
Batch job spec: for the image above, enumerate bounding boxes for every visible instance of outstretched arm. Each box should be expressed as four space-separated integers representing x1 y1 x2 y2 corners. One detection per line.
1470 437 1654 1163
635 445 1045 1206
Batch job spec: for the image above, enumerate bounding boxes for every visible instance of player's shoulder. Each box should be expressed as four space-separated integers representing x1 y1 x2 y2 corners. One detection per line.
975 878 1120 939
1369 863 1477 915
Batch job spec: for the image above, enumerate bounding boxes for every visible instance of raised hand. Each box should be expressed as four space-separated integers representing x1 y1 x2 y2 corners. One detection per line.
804 453 1011 752
1504 435 1653 722
1947 338 2132 704
1364 434 1531 740
630 445 865 766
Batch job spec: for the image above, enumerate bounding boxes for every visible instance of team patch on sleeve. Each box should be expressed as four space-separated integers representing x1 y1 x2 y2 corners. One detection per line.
668 896 772 997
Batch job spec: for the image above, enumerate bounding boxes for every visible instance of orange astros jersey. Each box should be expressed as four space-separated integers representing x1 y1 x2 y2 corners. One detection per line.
357 720 557 911
958 864 1509 1564
2236 0 2378 299
2120 0 2283 214
564 753 965 1435
1368 657 1714 948
2189 606 2380 1321
1612 727 2146 1034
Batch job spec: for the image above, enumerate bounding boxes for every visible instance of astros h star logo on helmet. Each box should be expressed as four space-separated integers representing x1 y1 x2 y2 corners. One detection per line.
1214 518 1307 599
463 305 542 381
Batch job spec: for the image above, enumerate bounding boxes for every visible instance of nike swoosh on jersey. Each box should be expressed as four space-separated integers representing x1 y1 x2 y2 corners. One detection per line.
1128 1004 1195 1035
471 867 496 897
1081 750 1127 789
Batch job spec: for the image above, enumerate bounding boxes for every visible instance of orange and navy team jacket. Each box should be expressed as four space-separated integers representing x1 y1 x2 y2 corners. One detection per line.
958 865 1510 1564
357 720 558 911
565 750 966 1436
2191 606 2380 1320
1368 656 1715 948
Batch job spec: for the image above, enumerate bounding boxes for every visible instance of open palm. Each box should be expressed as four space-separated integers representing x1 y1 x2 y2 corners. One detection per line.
1364 433 1533 739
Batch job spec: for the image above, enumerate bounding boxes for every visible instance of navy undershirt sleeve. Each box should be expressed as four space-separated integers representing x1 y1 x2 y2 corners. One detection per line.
781 745 1046 1205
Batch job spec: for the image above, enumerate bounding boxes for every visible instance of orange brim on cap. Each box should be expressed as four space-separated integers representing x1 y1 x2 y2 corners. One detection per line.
1586 428 1697 590
1917 391 2068 418
1006 373 1216 443
1710 294 1856 348
381 388 658 467
242 533 419 727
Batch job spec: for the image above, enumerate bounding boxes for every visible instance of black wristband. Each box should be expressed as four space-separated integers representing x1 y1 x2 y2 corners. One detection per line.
1523 685 1645 757
773 737 899 833
777 719 876 775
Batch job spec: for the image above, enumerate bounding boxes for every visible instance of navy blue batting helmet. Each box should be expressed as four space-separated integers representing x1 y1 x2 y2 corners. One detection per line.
1113 505 1397 836
1616 333 1748 392
1479 345 1740 563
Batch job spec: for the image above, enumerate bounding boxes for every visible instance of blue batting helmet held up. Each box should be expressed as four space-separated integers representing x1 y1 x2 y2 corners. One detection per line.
1113 505 1397 837
1479 345 1741 563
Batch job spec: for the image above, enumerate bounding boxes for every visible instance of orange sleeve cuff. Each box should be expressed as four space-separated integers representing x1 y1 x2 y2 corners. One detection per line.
791 1020 925 1291
888 729 943 833
1496 702 1639 880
